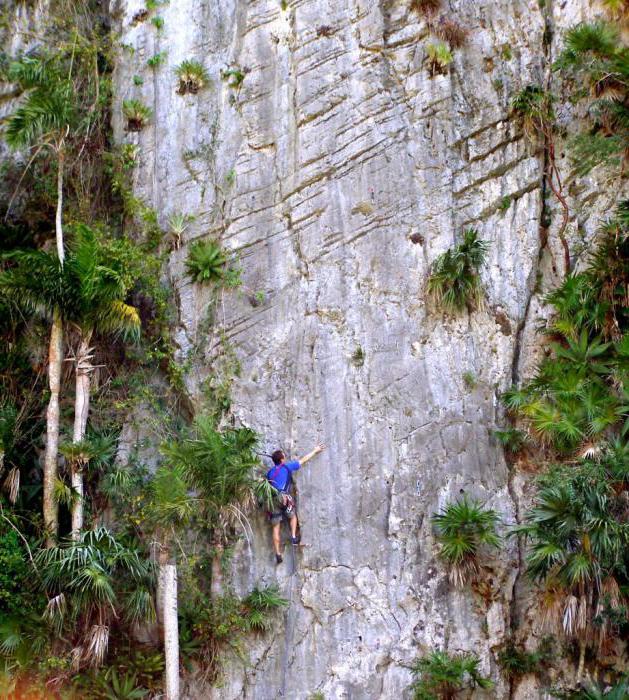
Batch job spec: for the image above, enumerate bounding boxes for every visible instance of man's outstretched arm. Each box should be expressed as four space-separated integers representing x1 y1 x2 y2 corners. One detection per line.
298 443 325 466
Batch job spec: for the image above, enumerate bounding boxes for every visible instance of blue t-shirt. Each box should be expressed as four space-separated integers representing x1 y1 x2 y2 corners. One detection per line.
266 460 300 492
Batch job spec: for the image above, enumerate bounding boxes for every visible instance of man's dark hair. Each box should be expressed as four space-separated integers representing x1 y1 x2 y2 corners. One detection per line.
271 450 285 465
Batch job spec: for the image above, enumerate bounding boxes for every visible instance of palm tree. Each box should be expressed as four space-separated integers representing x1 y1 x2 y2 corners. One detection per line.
64 226 140 537
36 527 155 670
0 230 140 537
410 650 494 699
517 464 629 682
4 54 78 545
150 417 259 699
147 463 196 700
162 417 258 596
431 497 501 587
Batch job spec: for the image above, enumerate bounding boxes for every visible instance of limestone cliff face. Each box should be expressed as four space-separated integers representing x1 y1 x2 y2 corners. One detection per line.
108 1 621 698
2 0 621 697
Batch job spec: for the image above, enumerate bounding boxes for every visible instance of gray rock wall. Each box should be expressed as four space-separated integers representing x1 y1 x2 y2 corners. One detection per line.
109 1 622 697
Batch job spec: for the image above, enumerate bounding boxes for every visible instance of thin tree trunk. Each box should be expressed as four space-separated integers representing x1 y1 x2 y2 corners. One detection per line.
211 542 224 599
160 543 179 700
43 147 65 547
71 334 92 538
55 147 65 265
43 310 63 547
576 639 586 684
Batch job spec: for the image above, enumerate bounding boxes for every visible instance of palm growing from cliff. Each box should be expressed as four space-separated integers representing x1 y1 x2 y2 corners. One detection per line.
518 463 629 681
4 51 86 544
149 417 258 700
432 497 500 587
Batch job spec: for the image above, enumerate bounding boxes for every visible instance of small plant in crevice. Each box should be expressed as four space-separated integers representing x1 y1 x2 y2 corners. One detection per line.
432 496 501 587
494 428 529 454
431 16 468 49
351 346 365 367
221 67 245 89
151 15 164 31
175 60 210 95
185 240 240 287
426 228 488 314
499 195 512 212
133 74 144 86
409 0 441 16
147 51 167 69
122 99 152 131
497 637 554 679
167 212 193 250
410 650 494 699
426 41 453 76
462 371 477 389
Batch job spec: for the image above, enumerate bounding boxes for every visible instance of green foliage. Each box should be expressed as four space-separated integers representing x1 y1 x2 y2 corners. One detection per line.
554 22 628 174
161 416 259 538
36 528 155 667
510 84 554 142
497 637 554 679
499 195 512 212
150 15 164 31
221 68 245 88
185 239 240 287
4 53 76 149
175 59 210 95
461 371 477 389
503 204 629 454
95 669 148 699
122 99 152 131
426 41 453 75
351 346 365 367
182 585 287 681
432 497 500 587
516 462 629 642
427 229 488 314
410 650 494 699
133 75 144 86
147 51 167 69
494 428 528 453
553 679 629 699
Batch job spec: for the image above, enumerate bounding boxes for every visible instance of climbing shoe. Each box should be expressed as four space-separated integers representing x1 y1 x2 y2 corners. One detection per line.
275 553 283 565
290 535 300 545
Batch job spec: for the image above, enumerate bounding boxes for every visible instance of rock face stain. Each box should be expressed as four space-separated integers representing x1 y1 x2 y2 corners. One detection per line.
0 0 610 697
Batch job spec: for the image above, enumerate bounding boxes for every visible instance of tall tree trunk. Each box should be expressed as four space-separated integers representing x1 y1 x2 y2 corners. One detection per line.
55 147 65 265
43 147 65 547
160 544 180 700
43 310 63 547
211 542 224 599
576 638 586 684
71 333 92 538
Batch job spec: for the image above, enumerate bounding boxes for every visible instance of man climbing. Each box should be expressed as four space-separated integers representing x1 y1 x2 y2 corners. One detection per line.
267 443 325 564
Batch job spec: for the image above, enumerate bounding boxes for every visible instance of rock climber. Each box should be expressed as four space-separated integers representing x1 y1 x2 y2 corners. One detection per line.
266 443 325 564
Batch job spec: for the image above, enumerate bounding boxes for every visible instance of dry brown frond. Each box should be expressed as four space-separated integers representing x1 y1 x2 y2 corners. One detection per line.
410 0 441 16
432 16 469 48
540 588 564 632
85 625 109 666
449 557 478 588
563 594 579 635
4 467 19 504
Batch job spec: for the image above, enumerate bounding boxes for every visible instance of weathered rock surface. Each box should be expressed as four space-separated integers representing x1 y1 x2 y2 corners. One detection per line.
108 1 623 698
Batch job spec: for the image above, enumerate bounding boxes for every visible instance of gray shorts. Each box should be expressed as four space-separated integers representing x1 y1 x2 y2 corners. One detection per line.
269 507 297 525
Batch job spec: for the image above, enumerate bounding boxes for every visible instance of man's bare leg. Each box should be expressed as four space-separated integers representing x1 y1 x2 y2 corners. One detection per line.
272 522 282 557
289 514 298 540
